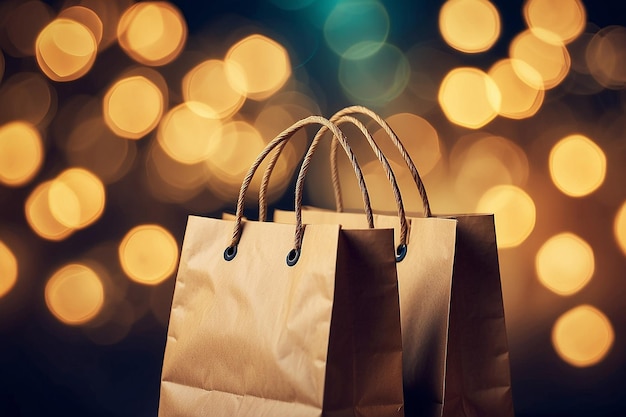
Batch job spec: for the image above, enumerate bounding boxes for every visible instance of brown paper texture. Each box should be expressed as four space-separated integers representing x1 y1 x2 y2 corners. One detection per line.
159 215 405 416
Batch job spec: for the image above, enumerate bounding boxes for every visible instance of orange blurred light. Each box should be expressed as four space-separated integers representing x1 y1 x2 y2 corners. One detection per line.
476 185 535 248
524 0 586 45
0 121 44 187
488 59 544 119
225 34 291 100
157 102 223 164
182 59 246 120
509 29 571 90
25 181 74 241
103 75 164 139
0 240 18 298
549 134 606 197
59 5 104 46
614 201 626 257
439 0 501 53
48 168 106 229
117 1 187 66
552 305 614 367
36 18 98 82
45 263 105 325
535 233 594 295
586 26 626 90
119 224 178 285
438 67 501 129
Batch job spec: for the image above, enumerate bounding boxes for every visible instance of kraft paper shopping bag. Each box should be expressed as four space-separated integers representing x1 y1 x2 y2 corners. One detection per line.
269 106 515 417
159 116 405 417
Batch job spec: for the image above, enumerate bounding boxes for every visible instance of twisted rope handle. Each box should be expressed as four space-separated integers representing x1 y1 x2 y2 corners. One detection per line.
330 105 432 217
227 116 373 261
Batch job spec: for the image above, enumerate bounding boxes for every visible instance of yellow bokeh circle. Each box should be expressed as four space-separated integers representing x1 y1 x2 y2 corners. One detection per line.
615 201 626 257
0 241 18 298
439 0 501 53
0 121 44 187
119 224 178 285
549 134 606 197
552 305 614 367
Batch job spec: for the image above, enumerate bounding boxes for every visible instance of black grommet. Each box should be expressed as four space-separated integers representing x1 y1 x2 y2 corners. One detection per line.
286 248 300 266
224 245 238 261
395 244 407 262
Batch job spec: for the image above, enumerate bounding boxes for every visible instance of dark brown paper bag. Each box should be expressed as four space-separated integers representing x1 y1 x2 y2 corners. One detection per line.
158 116 405 417
269 106 515 417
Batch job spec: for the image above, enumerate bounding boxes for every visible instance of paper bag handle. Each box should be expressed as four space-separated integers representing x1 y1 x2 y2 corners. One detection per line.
226 116 373 266
329 105 432 218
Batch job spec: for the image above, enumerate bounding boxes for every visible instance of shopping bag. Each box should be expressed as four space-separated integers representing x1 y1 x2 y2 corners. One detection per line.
270 106 515 417
158 116 405 417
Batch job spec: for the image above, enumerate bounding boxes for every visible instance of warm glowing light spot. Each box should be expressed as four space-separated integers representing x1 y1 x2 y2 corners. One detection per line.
117 2 187 66
25 181 74 241
373 113 441 176
324 0 389 59
536 233 594 295
439 67 501 129
204 121 267 200
488 59 544 119
119 224 178 285
182 59 246 120
510 29 571 90
477 185 535 248
452 134 529 205
552 305 614 367
103 75 163 139
339 43 410 105
0 241 18 298
439 0 501 53
59 6 104 46
614 201 626 257
36 18 98 82
225 34 291 100
0 121 43 187
586 26 626 90
158 102 223 164
524 0 586 44
549 134 606 197
48 168 106 229
45 263 104 325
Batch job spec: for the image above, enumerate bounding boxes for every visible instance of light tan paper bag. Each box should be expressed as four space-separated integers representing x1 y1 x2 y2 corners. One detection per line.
159 116 405 417
269 106 515 417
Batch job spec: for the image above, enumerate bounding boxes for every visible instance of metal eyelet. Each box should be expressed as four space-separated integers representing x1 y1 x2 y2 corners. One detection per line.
286 248 300 266
224 245 238 261
395 244 407 262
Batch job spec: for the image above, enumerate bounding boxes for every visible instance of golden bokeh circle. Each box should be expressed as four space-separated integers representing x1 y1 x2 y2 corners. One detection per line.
0 240 18 298
549 134 606 197
0 121 44 187
439 0 501 53
119 224 178 285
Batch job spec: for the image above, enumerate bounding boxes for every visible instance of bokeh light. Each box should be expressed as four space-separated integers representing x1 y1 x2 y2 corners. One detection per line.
476 185 536 248
439 0 501 53
157 102 223 164
510 29 571 90
549 134 606 197
119 224 178 285
438 67 501 128
488 59 544 119
0 0 53 57
59 6 104 46
535 233 594 295
45 263 105 325
586 25 626 90
182 59 245 120
552 305 614 367
323 0 389 59
25 181 74 241
0 72 55 126
0 240 18 298
103 75 164 139
117 1 187 66
36 18 98 82
225 34 291 100
339 43 410 104
524 0 586 45
0 121 44 187
614 201 626 257
48 168 106 229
